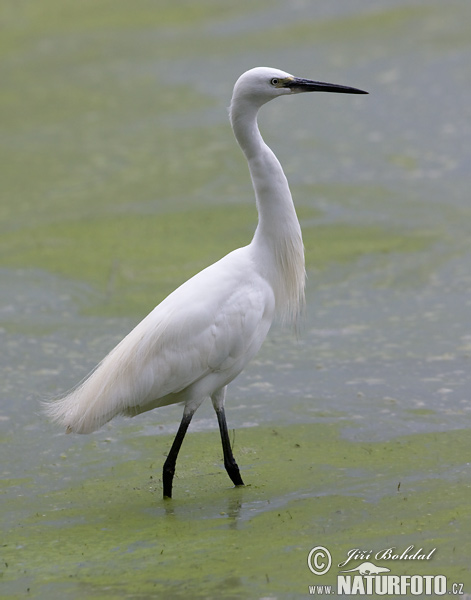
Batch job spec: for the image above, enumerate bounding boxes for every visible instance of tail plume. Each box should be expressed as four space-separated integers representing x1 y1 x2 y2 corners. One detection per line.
43 313 164 434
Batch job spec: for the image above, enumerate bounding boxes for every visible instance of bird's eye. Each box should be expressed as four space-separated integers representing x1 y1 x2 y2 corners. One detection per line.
271 78 279 86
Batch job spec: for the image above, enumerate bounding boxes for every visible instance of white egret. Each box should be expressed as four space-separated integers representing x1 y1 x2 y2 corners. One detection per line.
45 67 367 498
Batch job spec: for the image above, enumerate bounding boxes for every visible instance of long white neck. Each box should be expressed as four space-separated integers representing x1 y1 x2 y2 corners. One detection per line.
230 97 305 323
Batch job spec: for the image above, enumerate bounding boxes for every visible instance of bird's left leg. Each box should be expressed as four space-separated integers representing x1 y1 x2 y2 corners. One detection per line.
212 387 244 487
162 406 195 499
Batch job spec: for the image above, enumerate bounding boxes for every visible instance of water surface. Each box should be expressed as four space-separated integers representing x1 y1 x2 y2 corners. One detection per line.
1 1 471 598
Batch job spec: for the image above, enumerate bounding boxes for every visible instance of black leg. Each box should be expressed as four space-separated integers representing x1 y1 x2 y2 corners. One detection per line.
162 411 193 499
215 405 244 487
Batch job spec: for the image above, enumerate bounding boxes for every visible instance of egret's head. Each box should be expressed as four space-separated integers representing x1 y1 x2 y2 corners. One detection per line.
231 66 368 111
232 67 297 106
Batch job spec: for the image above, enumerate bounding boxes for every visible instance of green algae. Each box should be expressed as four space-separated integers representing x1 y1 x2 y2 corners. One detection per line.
0 202 434 316
237 3 471 59
195 4 439 60
2 2 470 597
263 5 433 47
0 0 262 230
388 154 419 172
0 0 267 53
2 422 470 598
0 0 439 320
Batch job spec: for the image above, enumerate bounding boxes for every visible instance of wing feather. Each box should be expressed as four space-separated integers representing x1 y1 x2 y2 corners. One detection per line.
45 247 275 433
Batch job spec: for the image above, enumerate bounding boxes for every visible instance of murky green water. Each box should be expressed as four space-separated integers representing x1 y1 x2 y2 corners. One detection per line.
2 1 471 598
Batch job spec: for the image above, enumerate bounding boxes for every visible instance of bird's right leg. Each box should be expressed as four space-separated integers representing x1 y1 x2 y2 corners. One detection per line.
162 408 194 499
212 388 244 488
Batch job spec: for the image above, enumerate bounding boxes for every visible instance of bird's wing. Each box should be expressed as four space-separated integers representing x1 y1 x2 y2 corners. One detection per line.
139 250 275 401
47 248 275 433
207 285 272 373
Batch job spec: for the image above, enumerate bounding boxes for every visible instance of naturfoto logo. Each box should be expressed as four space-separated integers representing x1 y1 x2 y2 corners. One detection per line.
307 545 465 596
340 561 390 575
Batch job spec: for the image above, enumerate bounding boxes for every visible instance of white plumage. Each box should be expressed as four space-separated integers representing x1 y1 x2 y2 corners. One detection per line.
48 248 276 433
45 67 367 497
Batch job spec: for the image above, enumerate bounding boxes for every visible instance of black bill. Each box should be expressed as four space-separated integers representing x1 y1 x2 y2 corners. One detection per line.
288 77 368 95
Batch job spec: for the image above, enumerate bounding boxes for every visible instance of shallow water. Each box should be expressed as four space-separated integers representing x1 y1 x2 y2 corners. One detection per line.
2 1 471 598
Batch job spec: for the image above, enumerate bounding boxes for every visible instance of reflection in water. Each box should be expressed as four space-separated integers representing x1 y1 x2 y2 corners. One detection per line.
160 487 245 526
225 494 244 526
